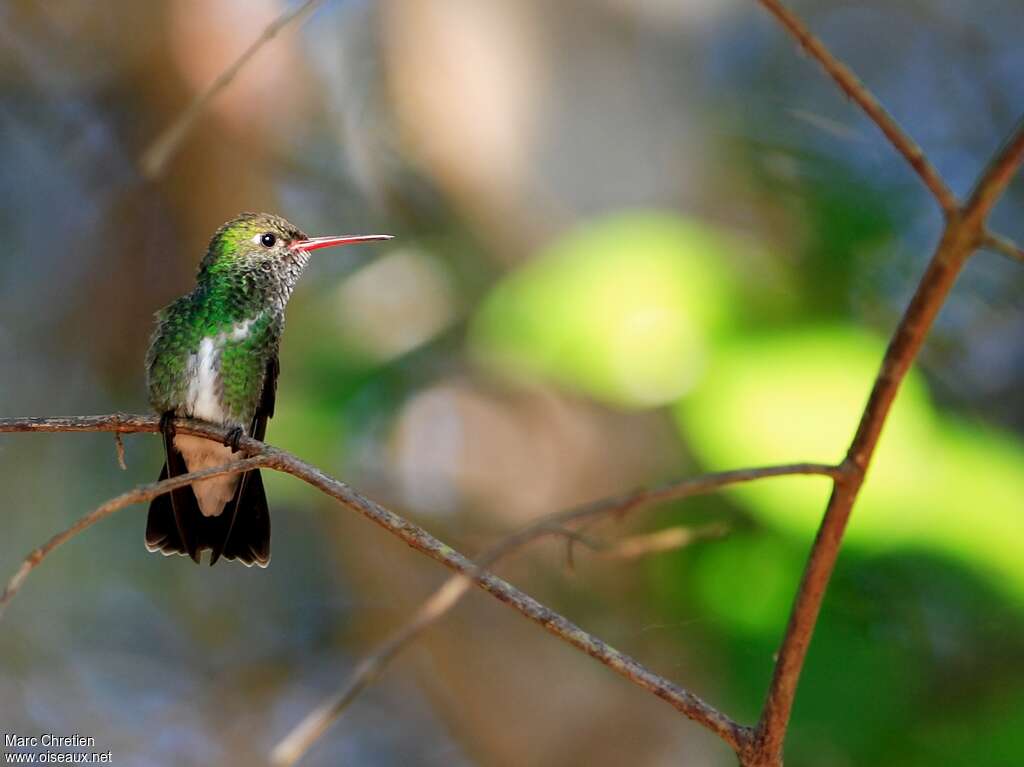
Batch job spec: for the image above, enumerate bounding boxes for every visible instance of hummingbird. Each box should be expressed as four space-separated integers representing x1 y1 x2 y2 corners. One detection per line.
145 212 391 567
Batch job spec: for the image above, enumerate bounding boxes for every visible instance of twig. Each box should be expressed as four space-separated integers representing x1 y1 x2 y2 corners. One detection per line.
0 454 270 619
271 573 477 767
595 523 729 561
755 0 959 216
270 523 728 765
271 467 835 765
749 114 1024 767
981 230 1024 264
962 115 1024 230
139 0 324 178
114 432 127 470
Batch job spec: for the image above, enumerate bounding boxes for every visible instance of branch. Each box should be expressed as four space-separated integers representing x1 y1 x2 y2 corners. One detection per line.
139 0 324 178
755 0 959 216
270 465 837 765
2 416 836 759
981 230 1024 264
1 454 271 618
593 522 730 561
749 115 1024 766
270 524 732 767
963 115 1024 229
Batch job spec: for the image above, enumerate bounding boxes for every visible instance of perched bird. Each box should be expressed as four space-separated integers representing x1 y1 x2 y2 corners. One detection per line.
145 212 391 566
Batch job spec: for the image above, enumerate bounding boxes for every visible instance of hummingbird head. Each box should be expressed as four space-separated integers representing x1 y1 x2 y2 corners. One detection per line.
197 212 392 304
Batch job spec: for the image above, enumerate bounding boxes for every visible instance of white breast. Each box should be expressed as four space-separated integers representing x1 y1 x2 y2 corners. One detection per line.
183 317 257 425
175 316 259 517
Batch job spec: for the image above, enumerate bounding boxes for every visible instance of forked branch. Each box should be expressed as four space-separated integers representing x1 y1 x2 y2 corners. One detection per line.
747 6 1024 765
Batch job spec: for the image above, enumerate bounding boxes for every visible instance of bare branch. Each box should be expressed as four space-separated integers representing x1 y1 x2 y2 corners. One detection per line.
750 116 1024 767
272 571 479 766
0 454 270 619
114 432 127 470
594 523 729 561
269 524 728 766
755 0 959 216
981 230 1024 264
963 115 1024 229
139 0 324 178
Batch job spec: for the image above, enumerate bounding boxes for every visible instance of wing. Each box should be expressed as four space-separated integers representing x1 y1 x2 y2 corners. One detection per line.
209 355 278 566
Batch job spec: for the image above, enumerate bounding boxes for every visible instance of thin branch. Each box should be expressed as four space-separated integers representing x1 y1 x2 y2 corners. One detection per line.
750 116 1024 767
981 230 1024 264
594 523 729 561
963 115 1024 229
0 454 270 619
114 432 127 470
755 0 959 216
270 524 728 765
139 0 324 178
271 465 836 765
271 574 477 767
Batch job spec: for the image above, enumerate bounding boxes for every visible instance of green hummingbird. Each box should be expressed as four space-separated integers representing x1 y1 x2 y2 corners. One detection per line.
145 212 391 567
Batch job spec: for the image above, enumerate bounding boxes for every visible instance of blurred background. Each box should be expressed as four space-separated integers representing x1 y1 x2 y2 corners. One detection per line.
2 1 1024 765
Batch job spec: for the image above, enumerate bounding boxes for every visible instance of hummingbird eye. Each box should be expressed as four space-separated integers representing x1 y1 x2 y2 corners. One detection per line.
260 232 277 248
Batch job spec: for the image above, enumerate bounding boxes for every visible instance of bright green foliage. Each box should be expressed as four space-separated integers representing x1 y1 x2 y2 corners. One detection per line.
675 326 1024 598
469 211 738 407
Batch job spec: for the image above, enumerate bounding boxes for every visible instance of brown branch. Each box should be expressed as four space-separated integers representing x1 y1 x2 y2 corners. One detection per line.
0 454 271 618
594 522 730 561
749 112 1024 766
271 573 479 767
114 432 127 470
139 0 324 178
270 522 730 766
981 230 1024 264
3 417 840 759
962 115 1024 229
755 0 959 216
271 466 836 765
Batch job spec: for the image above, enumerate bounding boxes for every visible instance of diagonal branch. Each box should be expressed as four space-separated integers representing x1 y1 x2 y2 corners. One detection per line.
0 454 271 619
981 230 1024 264
755 0 959 216
962 115 1024 229
139 0 324 178
270 467 837 765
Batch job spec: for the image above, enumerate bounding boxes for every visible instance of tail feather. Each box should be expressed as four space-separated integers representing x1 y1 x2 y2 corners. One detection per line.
145 463 191 558
145 452 271 567
218 470 271 567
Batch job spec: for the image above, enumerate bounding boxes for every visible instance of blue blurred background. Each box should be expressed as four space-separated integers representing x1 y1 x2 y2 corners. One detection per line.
2 1 1023 765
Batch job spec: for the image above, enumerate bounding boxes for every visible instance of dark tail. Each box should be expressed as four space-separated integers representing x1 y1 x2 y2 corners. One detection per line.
216 469 271 567
145 420 271 567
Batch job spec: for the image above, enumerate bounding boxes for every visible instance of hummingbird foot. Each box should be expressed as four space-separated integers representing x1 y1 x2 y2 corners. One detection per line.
159 410 177 439
224 426 245 452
